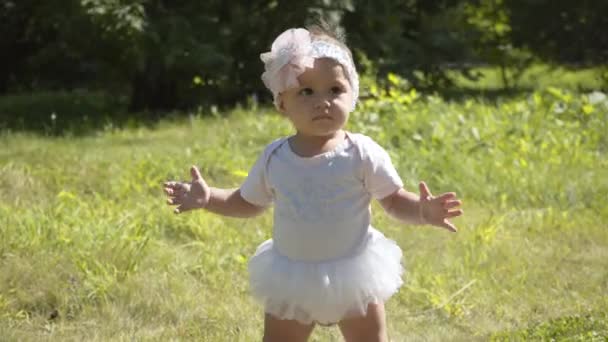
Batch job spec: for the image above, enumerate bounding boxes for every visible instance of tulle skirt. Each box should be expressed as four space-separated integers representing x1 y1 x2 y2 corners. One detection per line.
248 228 404 325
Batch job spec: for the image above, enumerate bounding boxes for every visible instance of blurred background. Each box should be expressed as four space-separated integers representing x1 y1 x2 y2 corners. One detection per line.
1 0 606 134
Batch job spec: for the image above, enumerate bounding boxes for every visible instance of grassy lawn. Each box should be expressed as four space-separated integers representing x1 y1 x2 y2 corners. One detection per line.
1 84 607 340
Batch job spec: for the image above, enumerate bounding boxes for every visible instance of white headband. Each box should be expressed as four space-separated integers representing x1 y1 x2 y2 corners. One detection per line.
260 28 359 110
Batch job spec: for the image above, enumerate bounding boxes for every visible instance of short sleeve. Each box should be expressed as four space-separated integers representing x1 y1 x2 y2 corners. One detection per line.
358 136 403 199
240 140 284 207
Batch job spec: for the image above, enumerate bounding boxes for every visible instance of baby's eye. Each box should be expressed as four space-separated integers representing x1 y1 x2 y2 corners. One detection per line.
330 86 344 95
299 88 313 96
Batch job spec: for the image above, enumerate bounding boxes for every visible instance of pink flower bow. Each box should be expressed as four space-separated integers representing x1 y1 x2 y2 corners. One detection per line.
260 28 315 102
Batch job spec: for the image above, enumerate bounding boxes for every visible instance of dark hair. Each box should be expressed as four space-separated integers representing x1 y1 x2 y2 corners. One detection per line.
306 20 353 60
307 18 345 42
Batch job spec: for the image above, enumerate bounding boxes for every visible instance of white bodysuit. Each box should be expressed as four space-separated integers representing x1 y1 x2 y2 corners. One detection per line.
241 132 405 324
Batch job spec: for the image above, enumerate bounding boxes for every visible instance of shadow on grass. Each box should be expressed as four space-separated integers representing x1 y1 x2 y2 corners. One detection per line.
0 91 210 137
0 111 181 137
1 84 602 136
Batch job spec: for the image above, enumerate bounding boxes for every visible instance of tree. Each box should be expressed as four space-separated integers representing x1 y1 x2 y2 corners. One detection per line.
507 0 608 65
342 0 472 88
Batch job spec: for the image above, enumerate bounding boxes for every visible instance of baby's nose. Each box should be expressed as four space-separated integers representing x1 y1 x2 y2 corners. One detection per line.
314 98 331 109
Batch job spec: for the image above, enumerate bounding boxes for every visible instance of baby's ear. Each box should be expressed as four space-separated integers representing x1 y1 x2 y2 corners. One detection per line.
277 94 287 114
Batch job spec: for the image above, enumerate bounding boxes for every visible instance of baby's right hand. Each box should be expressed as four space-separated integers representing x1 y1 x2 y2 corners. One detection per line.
163 166 210 214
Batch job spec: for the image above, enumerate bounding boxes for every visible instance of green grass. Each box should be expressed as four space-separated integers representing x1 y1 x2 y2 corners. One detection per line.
1 85 607 341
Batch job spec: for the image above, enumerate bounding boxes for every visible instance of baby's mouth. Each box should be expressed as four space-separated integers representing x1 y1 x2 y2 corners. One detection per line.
312 115 333 121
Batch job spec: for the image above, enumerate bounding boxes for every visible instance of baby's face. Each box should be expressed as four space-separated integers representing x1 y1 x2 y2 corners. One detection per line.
279 58 353 138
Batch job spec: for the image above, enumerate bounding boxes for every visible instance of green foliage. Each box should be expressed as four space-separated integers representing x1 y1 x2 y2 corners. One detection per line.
507 0 608 65
81 0 145 34
343 0 473 88
352 76 607 211
463 0 534 89
491 311 608 341
2 0 606 112
125 0 356 110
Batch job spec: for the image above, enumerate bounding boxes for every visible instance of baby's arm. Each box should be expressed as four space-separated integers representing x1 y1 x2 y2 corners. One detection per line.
204 187 267 218
164 166 267 218
378 188 423 224
379 181 462 232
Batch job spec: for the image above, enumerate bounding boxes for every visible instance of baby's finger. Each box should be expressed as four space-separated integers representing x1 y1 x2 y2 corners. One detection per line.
443 200 462 209
167 185 188 197
436 192 457 202
167 196 183 206
191 166 203 181
418 181 433 199
164 180 186 188
442 220 458 232
176 182 191 192
445 209 463 218
174 203 193 214
164 184 187 197
165 180 185 187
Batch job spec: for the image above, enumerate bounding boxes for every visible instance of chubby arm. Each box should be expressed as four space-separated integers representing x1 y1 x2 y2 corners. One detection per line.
378 181 463 232
205 187 267 218
378 188 425 225
164 166 267 218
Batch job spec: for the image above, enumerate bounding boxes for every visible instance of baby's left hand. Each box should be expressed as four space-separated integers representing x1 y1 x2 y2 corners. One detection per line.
418 181 463 232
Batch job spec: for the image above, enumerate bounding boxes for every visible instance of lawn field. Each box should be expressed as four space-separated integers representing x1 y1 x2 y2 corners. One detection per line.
1 86 607 341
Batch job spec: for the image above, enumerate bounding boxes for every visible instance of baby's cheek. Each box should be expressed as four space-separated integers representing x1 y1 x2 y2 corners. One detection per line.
333 98 350 111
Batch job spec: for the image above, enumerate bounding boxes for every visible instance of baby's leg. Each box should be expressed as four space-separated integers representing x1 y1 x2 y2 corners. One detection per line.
338 302 388 342
263 313 315 342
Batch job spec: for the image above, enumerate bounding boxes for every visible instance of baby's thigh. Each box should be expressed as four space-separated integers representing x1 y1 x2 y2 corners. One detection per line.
338 302 388 342
263 313 315 342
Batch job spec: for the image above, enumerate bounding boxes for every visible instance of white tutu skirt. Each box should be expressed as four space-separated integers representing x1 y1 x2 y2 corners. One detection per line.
248 228 404 325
